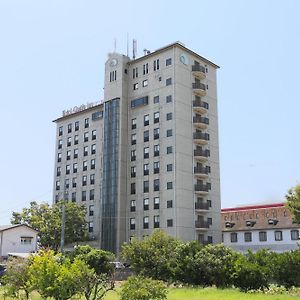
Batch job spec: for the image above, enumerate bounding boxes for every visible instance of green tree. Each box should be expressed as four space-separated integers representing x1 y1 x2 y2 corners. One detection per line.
120 275 167 300
286 184 300 224
11 201 87 251
3 257 32 300
122 230 181 282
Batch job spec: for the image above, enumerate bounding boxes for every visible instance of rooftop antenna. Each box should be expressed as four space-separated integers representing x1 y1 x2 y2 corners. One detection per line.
127 33 129 57
114 38 117 53
133 39 137 59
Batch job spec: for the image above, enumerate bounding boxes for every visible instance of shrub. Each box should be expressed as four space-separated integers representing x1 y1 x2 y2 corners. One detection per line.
120 275 167 300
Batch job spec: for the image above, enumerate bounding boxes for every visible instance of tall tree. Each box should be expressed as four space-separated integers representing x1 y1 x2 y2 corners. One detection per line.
11 201 87 251
286 184 300 224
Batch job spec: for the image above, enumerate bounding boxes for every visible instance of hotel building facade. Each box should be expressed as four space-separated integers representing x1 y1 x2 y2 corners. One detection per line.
53 42 221 253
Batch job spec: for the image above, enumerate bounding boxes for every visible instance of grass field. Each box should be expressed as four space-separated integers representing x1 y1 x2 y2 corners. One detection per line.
1 287 297 300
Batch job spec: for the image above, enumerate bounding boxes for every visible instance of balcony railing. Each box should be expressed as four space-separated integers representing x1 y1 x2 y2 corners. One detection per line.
193 116 209 125
194 184 210 192
193 132 210 141
195 202 209 210
194 149 210 157
193 100 209 110
192 65 206 73
192 82 206 91
195 220 210 228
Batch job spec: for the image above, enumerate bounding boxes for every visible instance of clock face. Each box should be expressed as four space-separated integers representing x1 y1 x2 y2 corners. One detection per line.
110 58 118 67
180 53 189 65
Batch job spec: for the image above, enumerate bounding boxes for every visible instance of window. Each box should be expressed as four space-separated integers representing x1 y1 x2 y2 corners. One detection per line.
91 144 96 155
166 95 172 103
142 79 148 87
89 205 94 216
90 174 95 185
73 163 78 173
144 163 149 175
207 199 212 208
92 111 103 120
154 179 160 191
66 165 70 175
67 150 71 160
65 179 69 189
82 175 87 186
153 96 159 104
167 219 173 227
153 59 159 71
91 159 95 170
207 217 212 225
131 96 149 108
133 83 139 90
166 58 172 66
82 191 87 201
85 118 89 128
84 146 88 156
154 128 159 139
143 198 149 210
154 215 160 228
154 197 160 209
131 133 137 145
83 161 88 171
58 126 63 136
144 130 149 142
131 118 137 130
92 130 96 140
154 144 160 156
131 166 136 178
167 182 173 190
133 67 138 78
167 146 173 154
58 139 62 149
275 231 283 241
291 230 299 240
143 216 149 229
90 189 94 201
259 231 267 242
143 63 148 75
166 129 173 137
64 192 69 201
71 192 76 202
144 147 149 159
144 181 149 193
21 237 33 245
67 137 72 147
144 114 149 126
84 132 89 142
56 180 60 190
130 218 136 230
68 123 72 133
131 149 136 161
166 113 172 121
56 167 61 176
72 177 77 188
244 232 252 242
131 183 136 194
154 112 159 123
74 148 78 159
74 135 79 145
167 200 173 208
167 164 173 172
166 78 172 86
153 161 159 174
89 221 93 233
130 200 136 212
75 121 79 131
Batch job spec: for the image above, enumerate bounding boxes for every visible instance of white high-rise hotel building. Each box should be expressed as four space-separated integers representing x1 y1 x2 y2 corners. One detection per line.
53 42 221 253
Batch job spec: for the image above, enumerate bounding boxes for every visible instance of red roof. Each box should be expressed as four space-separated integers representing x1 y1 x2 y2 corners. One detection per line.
221 203 285 212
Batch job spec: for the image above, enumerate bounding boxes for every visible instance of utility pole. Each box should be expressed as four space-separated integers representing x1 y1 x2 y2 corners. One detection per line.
60 201 65 254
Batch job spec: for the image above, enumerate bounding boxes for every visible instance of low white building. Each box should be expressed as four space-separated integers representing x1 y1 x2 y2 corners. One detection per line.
222 203 300 252
0 224 38 259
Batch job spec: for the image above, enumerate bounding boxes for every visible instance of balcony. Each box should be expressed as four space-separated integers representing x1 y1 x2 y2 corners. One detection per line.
192 82 206 96
193 100 209 113
193 116 209 129
195 220 210 230
195 202 209 211
194 184 210 195
194 166 209 178
193 132 209 145
192 65 206 80
194 149 210 161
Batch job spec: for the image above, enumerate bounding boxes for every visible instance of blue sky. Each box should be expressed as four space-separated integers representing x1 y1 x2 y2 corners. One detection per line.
0 0 300 224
